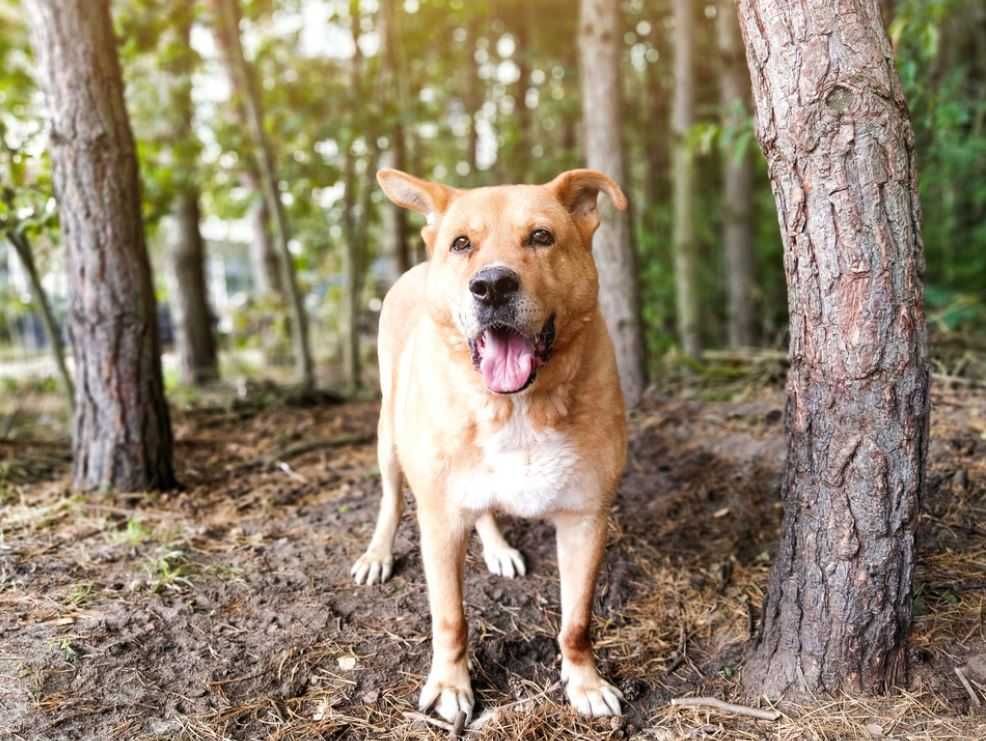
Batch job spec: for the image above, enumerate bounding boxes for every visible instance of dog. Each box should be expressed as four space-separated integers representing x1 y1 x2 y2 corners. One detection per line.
351 167 628 721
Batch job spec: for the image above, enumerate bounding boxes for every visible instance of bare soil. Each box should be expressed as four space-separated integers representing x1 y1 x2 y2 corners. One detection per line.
2 382 986 739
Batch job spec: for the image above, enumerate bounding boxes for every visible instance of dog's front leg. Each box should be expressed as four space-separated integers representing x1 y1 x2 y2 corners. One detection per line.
554 511 623 717
417 505 473 722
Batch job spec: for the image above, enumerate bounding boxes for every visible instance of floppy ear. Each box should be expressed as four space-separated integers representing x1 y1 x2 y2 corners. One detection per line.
546 169 628 244
376 169 458 252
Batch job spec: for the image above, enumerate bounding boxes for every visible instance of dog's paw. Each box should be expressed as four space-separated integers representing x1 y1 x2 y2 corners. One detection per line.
562 663 623 717
482 543 526 579
419 667 474 723
350 550 394 585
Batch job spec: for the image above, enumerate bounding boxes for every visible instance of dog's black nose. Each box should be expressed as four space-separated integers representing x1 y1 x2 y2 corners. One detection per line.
469 266 520 307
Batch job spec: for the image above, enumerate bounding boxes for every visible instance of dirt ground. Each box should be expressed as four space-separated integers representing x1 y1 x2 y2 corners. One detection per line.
2 379 986 740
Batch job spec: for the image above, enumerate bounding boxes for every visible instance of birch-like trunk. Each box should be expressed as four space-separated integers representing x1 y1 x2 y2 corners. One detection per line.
212 0 315 391
578 0 647 407
671 0 701 357
718 0 756 348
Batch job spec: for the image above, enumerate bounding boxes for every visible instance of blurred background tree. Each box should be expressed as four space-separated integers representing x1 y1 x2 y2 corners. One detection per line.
0 0 983 400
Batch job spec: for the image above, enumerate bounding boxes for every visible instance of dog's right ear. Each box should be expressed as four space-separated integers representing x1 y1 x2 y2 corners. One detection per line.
376 169 458 251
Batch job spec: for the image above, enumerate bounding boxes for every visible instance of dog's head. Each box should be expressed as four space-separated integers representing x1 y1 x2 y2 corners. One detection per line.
377 168 627 395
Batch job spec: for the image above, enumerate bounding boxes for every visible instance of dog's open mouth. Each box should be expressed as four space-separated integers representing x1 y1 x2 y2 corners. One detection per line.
468 316 555 394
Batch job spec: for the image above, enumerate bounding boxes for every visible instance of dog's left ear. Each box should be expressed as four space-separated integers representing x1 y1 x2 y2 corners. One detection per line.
546 169 628 244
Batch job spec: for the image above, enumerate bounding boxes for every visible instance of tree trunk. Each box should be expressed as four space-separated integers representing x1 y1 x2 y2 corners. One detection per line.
25 0 176 491
245 174 284 296
380 0 411 274
578 0 647 408
170 192 219 385
6 231 74 408
512 15 532 181
671 0 701 357
168 7 219 386
718 0 756 348
212 0 315 391
736 0 930 698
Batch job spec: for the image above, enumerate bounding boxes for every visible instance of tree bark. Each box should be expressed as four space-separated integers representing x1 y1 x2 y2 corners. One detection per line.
211 0 315 391
245 172 284 296
718 0 756 348
25 0 176 491
736 0 930 698
170 192 219 385
380 0 411 274
578 0 647 408
6 231 74 408
671 0 701 357
168 7 219 386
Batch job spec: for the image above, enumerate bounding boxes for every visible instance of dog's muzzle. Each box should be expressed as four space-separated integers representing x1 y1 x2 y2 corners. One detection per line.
467 314 556 395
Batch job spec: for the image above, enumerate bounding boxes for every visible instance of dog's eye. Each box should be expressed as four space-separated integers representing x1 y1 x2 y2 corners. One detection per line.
450 235 471 253
529 229 554 247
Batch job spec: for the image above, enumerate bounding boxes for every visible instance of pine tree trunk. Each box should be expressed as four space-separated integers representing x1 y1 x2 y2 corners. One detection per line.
212 0 315 391
671 0 701 357
578 0 647 408
170 191 219 385
736 0 930 698
380 0 411 274
168 8 219 386
25 0 176 492
718 0 756 348
246 178 284 296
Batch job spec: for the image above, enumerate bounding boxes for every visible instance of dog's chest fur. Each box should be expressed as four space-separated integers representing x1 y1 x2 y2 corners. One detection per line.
451 398 588 518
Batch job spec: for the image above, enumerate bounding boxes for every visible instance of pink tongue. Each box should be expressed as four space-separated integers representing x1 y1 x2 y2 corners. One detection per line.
479 329 536 393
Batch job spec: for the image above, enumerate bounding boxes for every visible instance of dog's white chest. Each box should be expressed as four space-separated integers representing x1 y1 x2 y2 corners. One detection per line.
451 400 586 518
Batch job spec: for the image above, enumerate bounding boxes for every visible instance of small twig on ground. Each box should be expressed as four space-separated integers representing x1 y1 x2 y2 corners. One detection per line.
955 666 982 708
670 696 781 721
468 680 562 730
402 711 454 733
267 434 375 463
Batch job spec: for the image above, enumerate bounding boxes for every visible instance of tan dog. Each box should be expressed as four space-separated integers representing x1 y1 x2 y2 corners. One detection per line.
351 168 628 721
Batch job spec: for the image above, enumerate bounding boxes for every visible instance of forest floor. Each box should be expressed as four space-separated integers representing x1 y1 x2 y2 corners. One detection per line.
2 369 986 740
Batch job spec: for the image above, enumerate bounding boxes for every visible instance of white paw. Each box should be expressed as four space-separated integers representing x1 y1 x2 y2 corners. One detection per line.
482 543 526 578
418 670 474 723
562 664 623 717
351 550 394 585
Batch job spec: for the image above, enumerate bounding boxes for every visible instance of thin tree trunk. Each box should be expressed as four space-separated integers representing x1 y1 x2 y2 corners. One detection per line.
578 0 647 407
25 0 176 491
736 0 930 698
341 0 365 392
168 7 219 386
671 0 701 357
245 172 284 295
380 0 411 274
212 0 315 391
170 191 219 384
6 231 74 407
718 0 756 348
512 15 531 181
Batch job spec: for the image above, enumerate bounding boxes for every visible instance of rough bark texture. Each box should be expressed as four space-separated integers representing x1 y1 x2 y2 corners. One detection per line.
736 0 930 698
212 0 315 391
25 0 176 491
718 0 757 348
170 192 219 385
671 0 701 357
168 9 219 386
578 0 647 408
